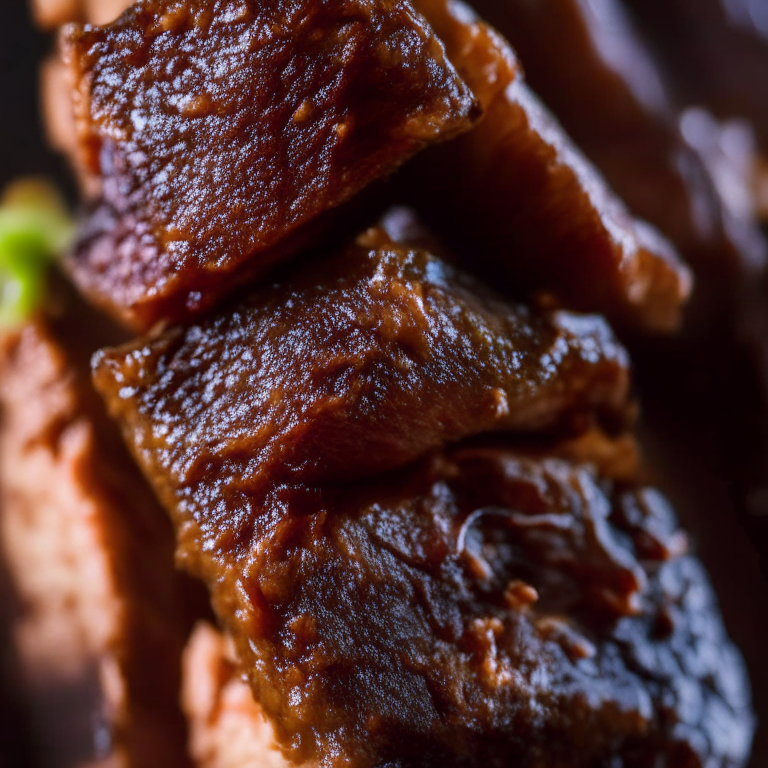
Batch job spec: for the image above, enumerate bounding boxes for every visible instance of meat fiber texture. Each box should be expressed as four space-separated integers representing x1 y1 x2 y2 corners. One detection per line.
0 313 191 768
57 0 692 334
93 227 633 501
61 0 479 330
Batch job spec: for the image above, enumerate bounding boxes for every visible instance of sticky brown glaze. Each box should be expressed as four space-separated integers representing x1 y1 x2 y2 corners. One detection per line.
93 226 632 509
61 0 479 330
407 0 692 333
83 428 758 766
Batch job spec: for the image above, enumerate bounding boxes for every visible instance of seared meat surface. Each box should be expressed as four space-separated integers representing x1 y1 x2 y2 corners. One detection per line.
92 228 752 767
73 397 758 767
0 0 761 766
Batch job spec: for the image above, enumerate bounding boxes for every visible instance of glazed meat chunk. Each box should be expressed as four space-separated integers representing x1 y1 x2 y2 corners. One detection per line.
93 225 632 510
408 0 691 332
0 309 191 768
61 0 479 329
91 224 751 767
81 428 758 766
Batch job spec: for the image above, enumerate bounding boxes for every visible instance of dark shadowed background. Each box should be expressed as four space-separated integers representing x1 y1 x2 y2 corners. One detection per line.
0 2 67 187
1 6 57 766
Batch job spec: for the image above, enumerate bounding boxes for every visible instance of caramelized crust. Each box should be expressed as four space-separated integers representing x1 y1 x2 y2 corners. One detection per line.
93 227 632 511
409 0 692 332
87 228 753 767
0 314 191 768
61 0 479 330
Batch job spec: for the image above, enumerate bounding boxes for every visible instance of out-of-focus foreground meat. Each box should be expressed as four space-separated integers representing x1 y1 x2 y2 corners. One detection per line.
182 624 292 768
0 308 191 768
92 226 632 500
408 0 692 332
31 0 127 29
468 0 716 256
61 0 479 330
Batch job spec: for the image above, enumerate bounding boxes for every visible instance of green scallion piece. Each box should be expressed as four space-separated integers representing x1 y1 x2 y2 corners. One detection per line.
0 179 74 327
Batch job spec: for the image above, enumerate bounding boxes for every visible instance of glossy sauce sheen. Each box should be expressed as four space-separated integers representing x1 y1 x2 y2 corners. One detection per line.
93 228 632 504
74 369 759 768
407 0 692 332
89 233 707 766
62 0 479 329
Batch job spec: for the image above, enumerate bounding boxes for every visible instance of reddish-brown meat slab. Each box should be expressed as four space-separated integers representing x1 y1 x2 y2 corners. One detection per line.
93 226 632 510
408 0 692 332
79 427 757 767
62 0 479 329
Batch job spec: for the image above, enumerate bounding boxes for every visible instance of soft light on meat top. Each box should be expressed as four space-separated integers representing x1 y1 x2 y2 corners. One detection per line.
61 0 479 329
93 225 632 520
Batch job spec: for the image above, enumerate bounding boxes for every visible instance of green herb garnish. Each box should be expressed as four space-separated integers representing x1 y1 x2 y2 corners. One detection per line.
0 179 74 327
